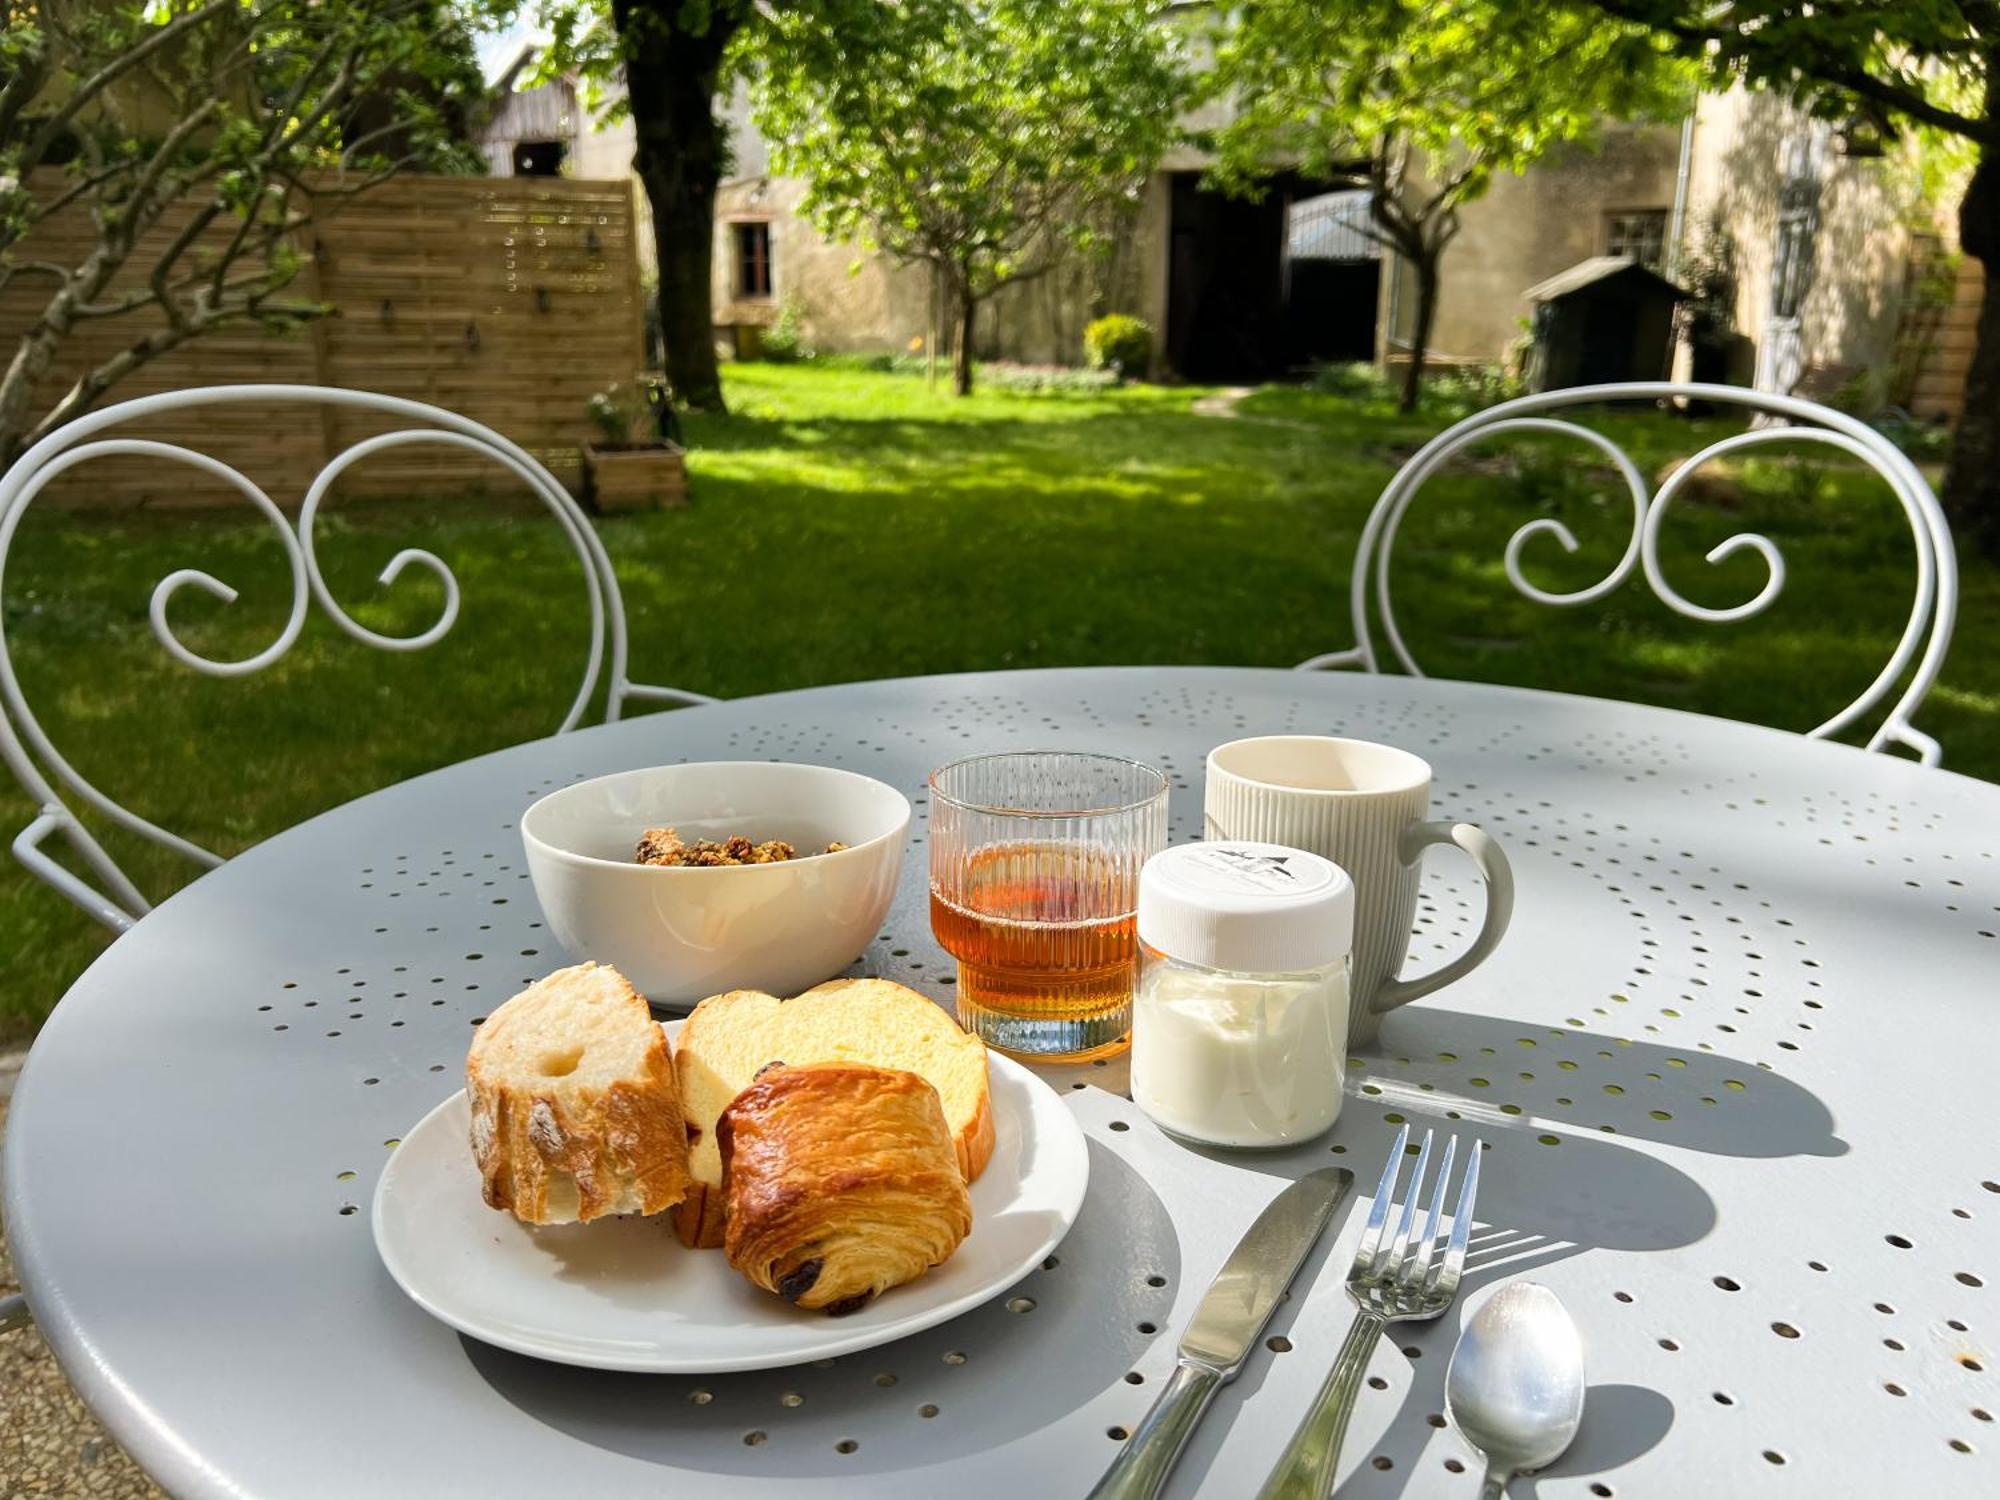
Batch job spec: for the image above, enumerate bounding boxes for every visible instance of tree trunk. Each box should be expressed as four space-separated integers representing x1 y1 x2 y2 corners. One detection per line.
1944 145 2000 556
953 283 977 396
0 240 128 466
926 260 939 391
1399 252 1440 414
615 0 737 414
0 325 62 468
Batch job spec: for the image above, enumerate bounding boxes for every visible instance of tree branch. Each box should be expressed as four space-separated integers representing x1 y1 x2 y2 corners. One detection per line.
0 260 74 289
1582 0 1993 140
1810 56 1991 141
116 100 222 242
0 30 50 145
15 159 140 234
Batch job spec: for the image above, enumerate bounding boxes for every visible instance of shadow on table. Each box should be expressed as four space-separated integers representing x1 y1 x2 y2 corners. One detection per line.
1365 1005 1846 1161
1520 1383 1675 1494
1184 1103 1717 1260
463 1138 1174 1478
1315 1379 1677 1499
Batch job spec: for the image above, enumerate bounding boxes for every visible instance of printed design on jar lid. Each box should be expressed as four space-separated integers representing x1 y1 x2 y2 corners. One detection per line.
1171 842 1339 899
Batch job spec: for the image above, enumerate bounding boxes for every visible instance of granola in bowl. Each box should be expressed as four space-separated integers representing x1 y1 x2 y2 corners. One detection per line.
635 827 850 867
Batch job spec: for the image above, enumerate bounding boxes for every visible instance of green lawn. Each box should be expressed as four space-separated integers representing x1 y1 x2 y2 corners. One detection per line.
1 361 1992 1042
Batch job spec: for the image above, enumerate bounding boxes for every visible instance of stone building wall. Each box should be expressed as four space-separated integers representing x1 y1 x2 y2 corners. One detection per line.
1679 89 1919 395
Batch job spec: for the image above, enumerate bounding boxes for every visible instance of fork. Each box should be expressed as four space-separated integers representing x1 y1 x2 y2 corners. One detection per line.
1254 1123 1480 1500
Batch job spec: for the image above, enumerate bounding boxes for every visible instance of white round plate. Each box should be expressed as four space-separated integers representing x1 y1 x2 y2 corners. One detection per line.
371 1022 1090 1372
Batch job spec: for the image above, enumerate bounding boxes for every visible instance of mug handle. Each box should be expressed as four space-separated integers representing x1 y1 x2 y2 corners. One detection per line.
1371 821 1514 1016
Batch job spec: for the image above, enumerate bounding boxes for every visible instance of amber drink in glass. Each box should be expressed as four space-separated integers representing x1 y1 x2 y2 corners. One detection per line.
929 751 1169 1059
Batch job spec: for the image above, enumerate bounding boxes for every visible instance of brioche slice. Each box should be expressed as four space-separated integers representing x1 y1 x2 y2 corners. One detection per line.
467 962 691 1225
720 1062 973 1314
673 978 994 1248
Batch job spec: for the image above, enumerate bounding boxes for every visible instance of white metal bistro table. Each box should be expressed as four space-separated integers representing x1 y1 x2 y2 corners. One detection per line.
6 666 1999 1498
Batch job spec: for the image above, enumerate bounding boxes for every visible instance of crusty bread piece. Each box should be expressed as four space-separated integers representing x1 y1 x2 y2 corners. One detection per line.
720 1063 973 1314
467 962 691 1225
673 978 994 1248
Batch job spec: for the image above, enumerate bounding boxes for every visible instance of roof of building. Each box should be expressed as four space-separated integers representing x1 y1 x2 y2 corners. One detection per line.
1288 190 1381 262
1523 256 1687 303
490 41 542 94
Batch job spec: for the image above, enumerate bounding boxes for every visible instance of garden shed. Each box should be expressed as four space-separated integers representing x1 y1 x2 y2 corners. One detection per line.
1523 256 1686 391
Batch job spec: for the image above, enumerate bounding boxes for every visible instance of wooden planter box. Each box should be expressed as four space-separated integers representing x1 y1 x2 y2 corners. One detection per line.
583 442 688 513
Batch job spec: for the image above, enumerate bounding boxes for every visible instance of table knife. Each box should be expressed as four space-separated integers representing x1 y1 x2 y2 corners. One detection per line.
1086 1166 1356 1500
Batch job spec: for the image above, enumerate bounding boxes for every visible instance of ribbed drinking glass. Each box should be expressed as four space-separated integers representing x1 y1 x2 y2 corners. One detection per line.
929 751 1169 1059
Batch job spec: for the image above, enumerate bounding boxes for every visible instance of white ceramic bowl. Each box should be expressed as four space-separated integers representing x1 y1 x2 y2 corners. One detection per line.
521 762 911 1006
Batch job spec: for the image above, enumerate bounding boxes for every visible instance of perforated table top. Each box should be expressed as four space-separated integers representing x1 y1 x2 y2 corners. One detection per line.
7 667 1998 1498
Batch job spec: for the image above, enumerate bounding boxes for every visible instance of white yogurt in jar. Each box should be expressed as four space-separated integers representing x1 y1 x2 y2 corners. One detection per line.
1131 841 1355 1148
1132 961 1348 1147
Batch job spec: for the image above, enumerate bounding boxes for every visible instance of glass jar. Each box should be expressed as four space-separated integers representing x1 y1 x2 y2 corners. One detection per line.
1131 841 1354 1148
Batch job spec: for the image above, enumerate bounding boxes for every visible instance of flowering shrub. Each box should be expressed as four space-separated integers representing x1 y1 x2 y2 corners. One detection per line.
587 382 673 445
979 362 1119 393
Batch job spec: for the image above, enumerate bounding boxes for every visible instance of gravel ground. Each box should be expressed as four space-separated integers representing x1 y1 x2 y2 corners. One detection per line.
0 1094 167 1499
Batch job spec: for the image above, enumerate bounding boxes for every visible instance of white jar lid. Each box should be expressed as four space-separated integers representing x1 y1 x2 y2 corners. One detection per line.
1138 840 1354 974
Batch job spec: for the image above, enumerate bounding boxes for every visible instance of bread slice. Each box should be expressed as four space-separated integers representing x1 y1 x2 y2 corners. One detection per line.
467 962 691 1224
673 978 994 1247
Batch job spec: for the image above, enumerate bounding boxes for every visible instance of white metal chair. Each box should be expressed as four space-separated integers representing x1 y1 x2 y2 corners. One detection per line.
0 383 713 933
1298 381 1957 766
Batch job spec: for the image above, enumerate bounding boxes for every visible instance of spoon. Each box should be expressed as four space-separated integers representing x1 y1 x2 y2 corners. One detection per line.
1445 1282 1586 1497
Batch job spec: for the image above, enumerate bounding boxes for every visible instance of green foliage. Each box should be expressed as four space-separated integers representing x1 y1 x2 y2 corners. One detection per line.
1827 369 1889 420
1679 210 1739 347
808 352 1115 389
1208 0 1693 203
1313 359 1526 419
813 350 931 376
1084 315 1153 377
757 297 815 363
1874 410 1954 463
976 362 1120 393
1311 362 1398 402
752 0 1191 305
586 381 644 444
1424 363 1525 413
1572 2 1993 151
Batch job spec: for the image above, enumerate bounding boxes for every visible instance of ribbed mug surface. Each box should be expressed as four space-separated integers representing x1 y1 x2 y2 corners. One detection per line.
1204 737 1431 1046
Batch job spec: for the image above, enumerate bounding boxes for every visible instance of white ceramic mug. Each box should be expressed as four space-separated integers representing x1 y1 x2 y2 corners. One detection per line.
1204 736 1513 1046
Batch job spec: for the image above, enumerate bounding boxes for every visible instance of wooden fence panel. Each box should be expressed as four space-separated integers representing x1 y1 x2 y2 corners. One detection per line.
0 183 322 508
3 174 649 507
1910 257 1983 425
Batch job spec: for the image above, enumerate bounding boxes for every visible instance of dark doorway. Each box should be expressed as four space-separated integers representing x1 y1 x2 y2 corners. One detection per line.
1577 301 1635 385
512 140 566 177
1287 261 1380 364
1165 172 1377 382
1166 173 1288 382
